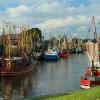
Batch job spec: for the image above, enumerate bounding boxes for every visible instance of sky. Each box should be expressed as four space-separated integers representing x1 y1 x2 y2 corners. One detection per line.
0 0 100 38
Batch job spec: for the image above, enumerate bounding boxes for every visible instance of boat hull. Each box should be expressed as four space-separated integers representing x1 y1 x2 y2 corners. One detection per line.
80 85 90 89
80 77 100 89
0 64 36 77
44 55 59 61
60 53 70 59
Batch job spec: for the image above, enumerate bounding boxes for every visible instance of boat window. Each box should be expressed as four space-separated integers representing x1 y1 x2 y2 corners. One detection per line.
83 76 95 81
88 76 95 81
95 77 100 81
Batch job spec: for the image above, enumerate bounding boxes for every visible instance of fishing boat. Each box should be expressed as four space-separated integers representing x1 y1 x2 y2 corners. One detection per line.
0 26 36 76
80 16 100 89
59 36 71 59
76 39 85 54
60 53 70 59
76 47 84 54
0 56 36 76
44 47 59 61
44 36 59 61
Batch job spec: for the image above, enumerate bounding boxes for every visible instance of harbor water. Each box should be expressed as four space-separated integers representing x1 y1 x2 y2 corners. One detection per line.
0 54 89 99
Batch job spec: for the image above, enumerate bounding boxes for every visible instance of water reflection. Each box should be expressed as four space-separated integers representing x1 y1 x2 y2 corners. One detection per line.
0 73 35 100
0 54 89 99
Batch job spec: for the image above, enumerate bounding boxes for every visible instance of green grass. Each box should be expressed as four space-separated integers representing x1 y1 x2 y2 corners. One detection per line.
32 87 100 100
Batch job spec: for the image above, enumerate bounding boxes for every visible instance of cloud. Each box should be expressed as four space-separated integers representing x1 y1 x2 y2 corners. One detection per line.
36 1 64 13
0 5 36 26
0 0 100 37
6 5 32 17
36 16 90 30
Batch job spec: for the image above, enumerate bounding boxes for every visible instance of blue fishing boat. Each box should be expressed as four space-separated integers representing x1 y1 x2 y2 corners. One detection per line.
44 48 59 61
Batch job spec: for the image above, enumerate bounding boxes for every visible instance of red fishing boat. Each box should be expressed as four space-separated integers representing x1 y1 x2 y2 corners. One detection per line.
59 35 71 59
80 67 100 89
60 53 70 59
80 16 100 89
0 26 36 76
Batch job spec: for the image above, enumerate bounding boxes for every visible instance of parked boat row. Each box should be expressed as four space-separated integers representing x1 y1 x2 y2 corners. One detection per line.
0 27 36 76
0 22 86 77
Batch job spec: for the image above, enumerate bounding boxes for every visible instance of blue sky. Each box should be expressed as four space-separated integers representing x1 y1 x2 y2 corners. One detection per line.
0 0 100 38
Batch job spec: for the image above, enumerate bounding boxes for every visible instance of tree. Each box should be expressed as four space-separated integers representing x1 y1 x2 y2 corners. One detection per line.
30 28 42 42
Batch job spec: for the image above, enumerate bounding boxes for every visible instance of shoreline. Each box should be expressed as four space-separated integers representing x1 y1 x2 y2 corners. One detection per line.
32 86 100 100
32 89 81 100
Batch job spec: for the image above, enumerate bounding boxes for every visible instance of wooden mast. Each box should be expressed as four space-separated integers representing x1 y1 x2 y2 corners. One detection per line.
86 16 99 76
7 28 11 68
25 27 28 54
93 16 98 42
21 26 25 58
92 16 99 75
29 27 33 53
25 26 33 56
2 28 6 46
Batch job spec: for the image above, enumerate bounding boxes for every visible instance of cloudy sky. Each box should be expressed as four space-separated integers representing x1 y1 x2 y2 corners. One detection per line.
0 0 100 38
